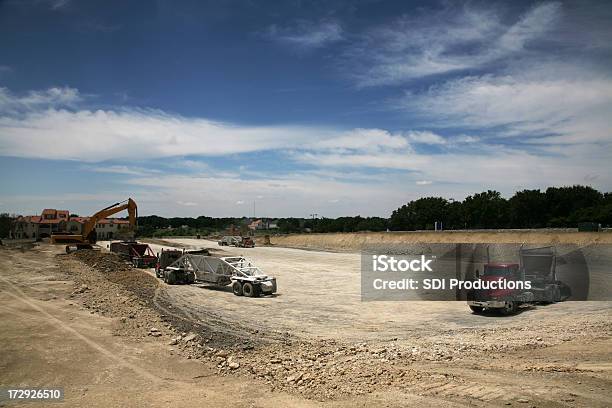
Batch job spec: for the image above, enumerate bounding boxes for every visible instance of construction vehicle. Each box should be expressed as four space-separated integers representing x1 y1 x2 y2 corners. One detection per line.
218 235 255 248
162 254 277 297
110 241 156 268
51 199 137 252
155 249 184 278
154 248 210 278
467 246 570 315
218 236 240 246
238 236 255 248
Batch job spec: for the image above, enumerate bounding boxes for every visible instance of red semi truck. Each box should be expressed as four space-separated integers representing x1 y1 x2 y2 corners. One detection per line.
467 246 570 315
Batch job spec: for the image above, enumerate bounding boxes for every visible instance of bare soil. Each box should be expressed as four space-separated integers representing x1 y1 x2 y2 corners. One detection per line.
0 238 610 407
259 231 612 252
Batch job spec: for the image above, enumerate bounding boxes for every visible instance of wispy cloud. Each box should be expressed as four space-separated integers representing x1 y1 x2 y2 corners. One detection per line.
0 86 81 114
86 165 162 176
265 19 343 51
343 2 562 86
0 87 414 161
402 70 612 145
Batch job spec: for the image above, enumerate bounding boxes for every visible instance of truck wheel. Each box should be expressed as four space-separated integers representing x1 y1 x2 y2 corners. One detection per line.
553 286 561 302
469 305 484 314
232 281 243 296
242 282 256 297
166 271 176 285
65 245 71 254
187 272 195 284
500 301 517 315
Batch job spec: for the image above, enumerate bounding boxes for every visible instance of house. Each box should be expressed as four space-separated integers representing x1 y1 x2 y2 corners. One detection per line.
12 215 42 239
66 217 133 240
247 219 279 231
248 219 263 230
11 209 133 241
38 208 69 237
12 208 69 239
93 218 133 240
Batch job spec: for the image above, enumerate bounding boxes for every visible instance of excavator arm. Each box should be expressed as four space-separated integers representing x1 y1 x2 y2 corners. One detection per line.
82 198 138 243
76 198 138 244
50 198 138 247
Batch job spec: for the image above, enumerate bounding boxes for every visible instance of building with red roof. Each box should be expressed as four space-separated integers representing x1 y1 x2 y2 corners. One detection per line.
12 209 133 240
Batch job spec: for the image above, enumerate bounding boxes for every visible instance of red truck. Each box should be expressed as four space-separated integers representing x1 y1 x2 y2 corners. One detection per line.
110 241 157 268
467 246 570 315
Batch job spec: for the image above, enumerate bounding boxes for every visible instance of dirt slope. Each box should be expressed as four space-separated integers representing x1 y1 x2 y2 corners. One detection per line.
261 231 612 252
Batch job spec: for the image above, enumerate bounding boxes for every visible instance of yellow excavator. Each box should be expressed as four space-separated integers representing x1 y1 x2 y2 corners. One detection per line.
51 198 137 252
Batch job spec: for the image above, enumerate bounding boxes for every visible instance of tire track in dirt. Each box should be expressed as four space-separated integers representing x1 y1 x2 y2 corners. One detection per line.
0 275 163 384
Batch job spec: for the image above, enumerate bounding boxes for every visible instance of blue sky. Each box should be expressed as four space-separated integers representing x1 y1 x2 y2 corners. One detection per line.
0 0 611 217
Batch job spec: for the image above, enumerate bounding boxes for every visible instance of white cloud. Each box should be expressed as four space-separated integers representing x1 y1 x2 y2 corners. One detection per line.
497 2 562 53
0 88 420 162
305 128 409 152
405 131 446 145
0 86 81 114
404 73 612 144
1 81 610 217
345 2 562 86
119 172 411 217
266 20 343 50
86 165 161 176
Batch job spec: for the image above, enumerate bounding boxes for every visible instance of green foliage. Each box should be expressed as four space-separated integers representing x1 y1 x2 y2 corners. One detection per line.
133 185 610 236
389 185 611 230
0 213 11 238
390 197 450 230
311 216 388 233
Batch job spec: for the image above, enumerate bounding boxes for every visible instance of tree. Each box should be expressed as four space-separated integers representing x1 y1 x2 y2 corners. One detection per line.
0 213 11 238
509 189 546 228
545 185 602 226
459 190 509 229
390 197 449 230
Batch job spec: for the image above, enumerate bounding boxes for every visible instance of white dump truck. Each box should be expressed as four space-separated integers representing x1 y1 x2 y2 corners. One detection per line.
161 254 277 297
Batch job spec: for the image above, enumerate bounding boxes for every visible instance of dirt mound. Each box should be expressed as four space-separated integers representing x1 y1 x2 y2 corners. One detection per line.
61 250 253 350
264 231 612 252
72 250 159 300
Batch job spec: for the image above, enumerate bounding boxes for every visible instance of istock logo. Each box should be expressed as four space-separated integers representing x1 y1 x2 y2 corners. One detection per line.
372 255 434 272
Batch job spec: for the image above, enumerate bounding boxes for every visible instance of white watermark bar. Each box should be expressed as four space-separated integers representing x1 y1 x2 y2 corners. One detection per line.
361 243 611 301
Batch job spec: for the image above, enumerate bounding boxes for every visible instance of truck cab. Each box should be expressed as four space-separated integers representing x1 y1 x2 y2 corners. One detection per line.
467 246 568 315
467 263 524 315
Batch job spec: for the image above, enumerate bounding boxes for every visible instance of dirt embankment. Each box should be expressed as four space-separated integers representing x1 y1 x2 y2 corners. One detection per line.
260 231 612 252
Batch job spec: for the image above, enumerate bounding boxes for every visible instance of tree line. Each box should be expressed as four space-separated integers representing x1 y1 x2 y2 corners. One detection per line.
389 186 612 230
134 185 611 236
2 185 609 239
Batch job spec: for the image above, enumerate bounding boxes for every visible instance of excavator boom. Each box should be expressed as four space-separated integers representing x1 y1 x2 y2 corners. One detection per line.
51 198 137 245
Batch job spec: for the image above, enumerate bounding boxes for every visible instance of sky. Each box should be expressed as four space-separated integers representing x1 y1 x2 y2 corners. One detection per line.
0 0 611 218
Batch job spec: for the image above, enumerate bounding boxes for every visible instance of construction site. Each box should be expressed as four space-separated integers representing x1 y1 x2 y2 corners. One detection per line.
3 0 612 405
1 197 611 407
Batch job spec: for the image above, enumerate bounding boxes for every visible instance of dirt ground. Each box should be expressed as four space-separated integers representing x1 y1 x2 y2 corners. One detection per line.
260 231 612 252
1 238 611 407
